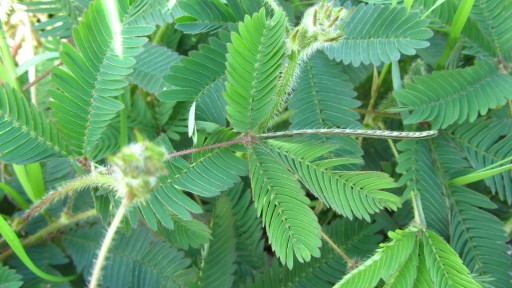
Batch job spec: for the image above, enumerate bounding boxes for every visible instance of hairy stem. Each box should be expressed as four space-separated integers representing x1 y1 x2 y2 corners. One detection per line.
16 174 116 230
0 209 97 261
89 195 131 288
259 128 438 140
262 51 300 130
320 229 354 266
23 62 62 91
165 136 252 159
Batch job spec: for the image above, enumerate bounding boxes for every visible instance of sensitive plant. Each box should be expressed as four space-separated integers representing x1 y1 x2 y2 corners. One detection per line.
0 0 511 287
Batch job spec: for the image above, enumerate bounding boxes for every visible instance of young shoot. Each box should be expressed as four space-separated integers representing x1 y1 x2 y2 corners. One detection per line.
89 140 167 288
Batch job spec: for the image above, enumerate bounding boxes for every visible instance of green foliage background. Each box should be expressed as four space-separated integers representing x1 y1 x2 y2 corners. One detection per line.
0 0 511 287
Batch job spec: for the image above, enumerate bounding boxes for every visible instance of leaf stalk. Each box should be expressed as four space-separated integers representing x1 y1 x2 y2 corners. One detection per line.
89 195 131 288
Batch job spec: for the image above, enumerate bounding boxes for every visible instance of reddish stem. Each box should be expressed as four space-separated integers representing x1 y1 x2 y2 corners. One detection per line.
165 136 253 159
23 62 62 91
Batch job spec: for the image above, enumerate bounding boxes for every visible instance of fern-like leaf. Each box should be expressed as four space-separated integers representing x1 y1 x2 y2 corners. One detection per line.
134 136 203 226
0 85 68 164
224 9 286 132
50 0 155 155
173 148 247 197
175 0 237 33
334 227 418 287
282 219 383 288
0 264 23 288
198 195 237 288
384 245 419 288
266 139 400 221
394 60 512 129
396 140 449 237
449 186 511 288
160 33 228 102
324 4 432 66
249 144 321 269
127 92 158 138
470 0 512 59
412 0 495 60
129 0 175 26
159 33 230 126
149 183 202 223
413 248 435 287
422 230 481 288
62 225 191 287
88 123 121 160
7 242 69 284
289 52 360 129
24 0 88 38
449 118 512 202
158 215 211 250
173 129 248 197
225 183 266 277
131 44 180 94
288 52 363 169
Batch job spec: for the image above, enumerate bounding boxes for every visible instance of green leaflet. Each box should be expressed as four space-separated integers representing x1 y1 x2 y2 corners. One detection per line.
288 51 365 168
130 182 202 230
62 225 192 287
0 264 23 288
127 92 159 139
129 0 175 26
289 52 361 129
160 33 229 102
249 144 321 269
412 0 496 60
448 118 512 203
266 138 400 221
449 186 511 288
131 44 180 94
158 215 211 250
470 0 512 59
159 32 230 126
412 251 435 287
396 140 449 237
174 0 261 33
0 85 67 164
384 250 419 288
24 0 89 38
282 219 383 288
422 230 481 288
336 227 480 287
432 132 512 287
50 0 155 156
324 4 432 66
395 60 512 129
173 148 247 197
224 9 286 132
0 215 76 282
198 196 237 288
175 0 237 33
334 227 418 287
225 183 266 274
173 129 248 197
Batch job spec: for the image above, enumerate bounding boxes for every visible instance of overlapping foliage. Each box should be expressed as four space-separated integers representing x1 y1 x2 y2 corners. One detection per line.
0 0 510 287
